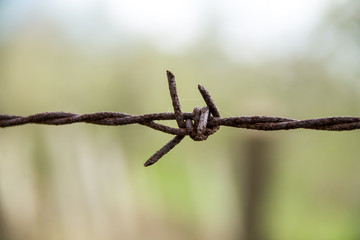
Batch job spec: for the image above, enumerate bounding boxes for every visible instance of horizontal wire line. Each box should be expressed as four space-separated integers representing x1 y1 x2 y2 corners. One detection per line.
1 71 359 166
1 112 359 131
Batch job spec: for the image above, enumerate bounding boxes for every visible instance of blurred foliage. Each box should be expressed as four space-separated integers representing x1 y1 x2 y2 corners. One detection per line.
310 0 360 82
326 0 360 44
0 1 360 240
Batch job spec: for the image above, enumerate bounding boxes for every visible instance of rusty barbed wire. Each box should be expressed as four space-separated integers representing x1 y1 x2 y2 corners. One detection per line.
1 71 360 166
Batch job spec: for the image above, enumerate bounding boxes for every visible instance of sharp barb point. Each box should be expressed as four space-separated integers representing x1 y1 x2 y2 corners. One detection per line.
167 71 184 128
144 135 185 167
166 70 174 79
198 84 221 118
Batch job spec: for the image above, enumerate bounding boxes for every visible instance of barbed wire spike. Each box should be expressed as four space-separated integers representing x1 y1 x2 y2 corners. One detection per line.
198 84 220 118
143 70 186 166
1 71 360 167
167 70 185 128
144 135 185 167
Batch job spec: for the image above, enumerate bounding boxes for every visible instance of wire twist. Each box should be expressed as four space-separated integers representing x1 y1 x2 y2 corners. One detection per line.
1 71 360 166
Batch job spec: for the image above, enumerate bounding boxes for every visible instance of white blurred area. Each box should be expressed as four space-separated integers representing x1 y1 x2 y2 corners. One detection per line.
0 0 344 61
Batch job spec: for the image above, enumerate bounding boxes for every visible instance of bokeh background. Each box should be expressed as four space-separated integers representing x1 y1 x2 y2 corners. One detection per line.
0 0 360 239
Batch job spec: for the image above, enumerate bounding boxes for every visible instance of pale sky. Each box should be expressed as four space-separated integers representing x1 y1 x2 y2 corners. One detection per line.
1 0 344 60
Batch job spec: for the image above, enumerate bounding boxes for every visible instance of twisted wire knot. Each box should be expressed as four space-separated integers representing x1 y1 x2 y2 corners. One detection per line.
144 71 221 166
185 106 219 141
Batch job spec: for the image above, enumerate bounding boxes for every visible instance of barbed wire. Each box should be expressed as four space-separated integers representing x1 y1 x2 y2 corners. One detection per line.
1 71 360 166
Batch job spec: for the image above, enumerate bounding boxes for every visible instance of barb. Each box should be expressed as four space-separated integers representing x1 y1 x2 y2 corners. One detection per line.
1 71 360 167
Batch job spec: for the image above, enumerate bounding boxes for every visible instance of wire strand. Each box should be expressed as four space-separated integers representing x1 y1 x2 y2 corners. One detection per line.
1 71 359 166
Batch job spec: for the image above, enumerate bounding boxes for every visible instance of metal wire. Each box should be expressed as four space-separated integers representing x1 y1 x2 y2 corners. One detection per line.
1 71 360 166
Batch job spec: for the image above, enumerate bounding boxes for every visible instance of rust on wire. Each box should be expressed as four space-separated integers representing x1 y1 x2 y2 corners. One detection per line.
1 71 360 166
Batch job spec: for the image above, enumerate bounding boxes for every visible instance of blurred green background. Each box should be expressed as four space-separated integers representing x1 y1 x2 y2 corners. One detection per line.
0 0 360 239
